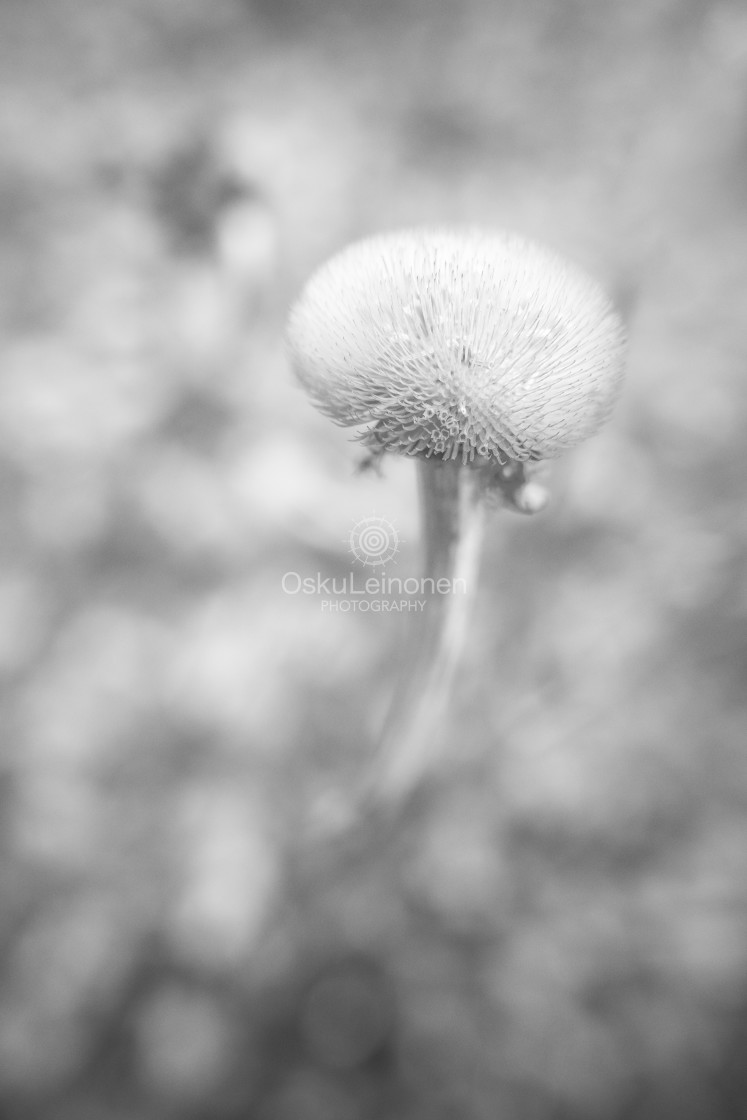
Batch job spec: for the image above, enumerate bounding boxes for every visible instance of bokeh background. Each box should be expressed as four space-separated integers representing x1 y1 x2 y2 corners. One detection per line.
1 0 747 1117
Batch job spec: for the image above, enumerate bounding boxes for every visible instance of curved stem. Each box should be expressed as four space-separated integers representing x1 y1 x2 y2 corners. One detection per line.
368 459 486 807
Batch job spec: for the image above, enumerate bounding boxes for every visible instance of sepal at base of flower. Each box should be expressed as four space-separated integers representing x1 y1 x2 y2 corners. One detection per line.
481 459 550 515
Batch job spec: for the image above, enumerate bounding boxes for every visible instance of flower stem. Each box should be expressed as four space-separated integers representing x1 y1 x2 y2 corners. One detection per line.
369 459 486 807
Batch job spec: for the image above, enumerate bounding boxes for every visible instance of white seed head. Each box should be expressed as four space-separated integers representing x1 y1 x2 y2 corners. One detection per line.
286 227 626 464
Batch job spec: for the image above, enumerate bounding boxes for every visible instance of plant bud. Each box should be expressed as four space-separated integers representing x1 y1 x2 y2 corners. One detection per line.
286 227 625 465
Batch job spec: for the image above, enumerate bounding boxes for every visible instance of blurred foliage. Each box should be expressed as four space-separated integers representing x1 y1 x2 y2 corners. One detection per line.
0 0 747 1118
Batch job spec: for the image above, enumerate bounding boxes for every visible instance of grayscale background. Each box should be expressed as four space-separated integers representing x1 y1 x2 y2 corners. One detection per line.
1 1 746 1118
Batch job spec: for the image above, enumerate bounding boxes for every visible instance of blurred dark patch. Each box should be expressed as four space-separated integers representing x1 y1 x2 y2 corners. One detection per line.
300 953 394 1071
152 139 261 259
241 0 404 38
158 393 234 456
0 176 53 331
401 104 532 170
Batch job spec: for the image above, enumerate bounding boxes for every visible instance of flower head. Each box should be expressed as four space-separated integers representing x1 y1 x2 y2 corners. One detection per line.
286 227 625 464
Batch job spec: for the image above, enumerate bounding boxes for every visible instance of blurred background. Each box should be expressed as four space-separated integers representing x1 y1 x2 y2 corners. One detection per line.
1 0 747 1117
